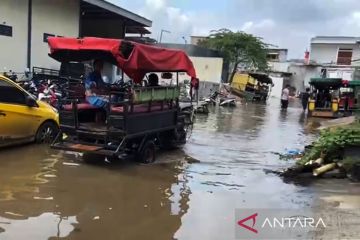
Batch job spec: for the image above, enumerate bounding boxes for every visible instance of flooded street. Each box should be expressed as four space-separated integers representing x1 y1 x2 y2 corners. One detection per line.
0 100 358 240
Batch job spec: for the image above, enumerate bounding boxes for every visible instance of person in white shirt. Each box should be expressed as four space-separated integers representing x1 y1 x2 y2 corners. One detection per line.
281 85 290 109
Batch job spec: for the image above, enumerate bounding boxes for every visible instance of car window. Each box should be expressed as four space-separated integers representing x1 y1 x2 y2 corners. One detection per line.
0 80 26 105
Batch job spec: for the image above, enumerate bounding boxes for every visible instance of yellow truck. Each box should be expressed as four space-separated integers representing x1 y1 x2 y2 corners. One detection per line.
231 72 272 102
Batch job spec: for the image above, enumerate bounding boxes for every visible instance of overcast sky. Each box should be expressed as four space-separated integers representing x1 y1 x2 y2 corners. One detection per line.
110 0 360 58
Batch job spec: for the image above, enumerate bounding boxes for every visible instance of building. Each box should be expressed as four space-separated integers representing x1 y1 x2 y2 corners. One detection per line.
190 36 208 46
287 63 320 92
310 36 360 65
266 48 288 62
267 48 290 98
310 36 360 80
158 43 224 97
0 0 151 78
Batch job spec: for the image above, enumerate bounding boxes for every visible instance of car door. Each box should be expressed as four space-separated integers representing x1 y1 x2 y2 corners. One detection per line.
0 80 41 146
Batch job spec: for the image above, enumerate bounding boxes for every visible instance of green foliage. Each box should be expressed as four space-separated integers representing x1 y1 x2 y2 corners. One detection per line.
298 123 360 166
198 29 269 79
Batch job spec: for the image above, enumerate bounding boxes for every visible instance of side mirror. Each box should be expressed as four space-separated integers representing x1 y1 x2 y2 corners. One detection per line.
26 96 38 107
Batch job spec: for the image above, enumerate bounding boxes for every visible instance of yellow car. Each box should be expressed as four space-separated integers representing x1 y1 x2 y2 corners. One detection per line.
0 75 59 147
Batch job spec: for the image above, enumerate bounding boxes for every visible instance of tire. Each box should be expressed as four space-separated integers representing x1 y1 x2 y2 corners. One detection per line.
35 121 59 144
137 140 156 164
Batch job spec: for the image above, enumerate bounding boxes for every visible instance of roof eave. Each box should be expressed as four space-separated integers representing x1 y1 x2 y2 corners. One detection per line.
82 0 152 27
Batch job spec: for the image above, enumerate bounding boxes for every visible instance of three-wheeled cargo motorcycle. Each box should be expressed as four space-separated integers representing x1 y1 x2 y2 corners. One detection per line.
48 37 198 163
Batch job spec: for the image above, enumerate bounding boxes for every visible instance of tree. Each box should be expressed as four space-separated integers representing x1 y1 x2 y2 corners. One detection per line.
198 29 269 83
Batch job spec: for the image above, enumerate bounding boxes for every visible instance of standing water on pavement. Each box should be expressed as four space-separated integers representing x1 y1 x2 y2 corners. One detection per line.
0 100 325 240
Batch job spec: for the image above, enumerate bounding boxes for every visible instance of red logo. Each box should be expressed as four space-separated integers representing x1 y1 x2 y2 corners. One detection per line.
237 213 258 234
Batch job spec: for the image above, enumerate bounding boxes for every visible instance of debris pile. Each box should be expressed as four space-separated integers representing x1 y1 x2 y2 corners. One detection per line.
280 121 360 181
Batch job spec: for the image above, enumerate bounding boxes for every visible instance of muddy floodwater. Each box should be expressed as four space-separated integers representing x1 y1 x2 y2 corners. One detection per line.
0 100 359 240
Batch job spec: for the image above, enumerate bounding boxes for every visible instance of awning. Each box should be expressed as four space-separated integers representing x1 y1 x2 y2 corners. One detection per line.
309 78 343 89
249 73 273 84
126 26 151 35
349 80 360 87
48 37 197 83
81 0 152 34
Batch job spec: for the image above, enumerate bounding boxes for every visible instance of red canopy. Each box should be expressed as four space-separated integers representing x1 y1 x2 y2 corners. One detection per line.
48 37 196 83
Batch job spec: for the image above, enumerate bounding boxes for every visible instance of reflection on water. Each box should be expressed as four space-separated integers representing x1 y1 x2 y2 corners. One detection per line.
0 146 58 201
0 145 191 239
0 99 323 240
0 213 77 239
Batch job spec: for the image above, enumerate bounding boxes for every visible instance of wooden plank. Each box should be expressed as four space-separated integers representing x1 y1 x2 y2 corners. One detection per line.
70 144 102 151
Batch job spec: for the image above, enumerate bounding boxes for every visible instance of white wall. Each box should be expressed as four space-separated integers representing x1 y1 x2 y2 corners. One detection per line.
167 56 223 98
31 0 80 70
270 77 284 98
267 49 288 62
278 50 288 62
0 0 28 73
289 64 321 91
327 68 354 80
190 36 207 46
268 62 290 73
189 56 223 83
310 43 360 66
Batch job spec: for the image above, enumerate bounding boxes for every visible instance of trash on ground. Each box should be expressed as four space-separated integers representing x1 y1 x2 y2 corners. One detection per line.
286 149 302 156
5 212 24 217
44 174 57 178
272 149 304 161
33 196 54 200
184 156 200 164
278 121 360 181
63 162 80 167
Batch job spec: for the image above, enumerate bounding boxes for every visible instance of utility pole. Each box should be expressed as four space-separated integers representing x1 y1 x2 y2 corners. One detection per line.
182 36 188 45
159 29 171 43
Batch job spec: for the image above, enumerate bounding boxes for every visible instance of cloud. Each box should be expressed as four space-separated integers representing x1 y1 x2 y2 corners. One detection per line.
223 0 360 57
241 19 275 32
165 7 191 32
145 0 165 10
347 11 360 28
134 0 193 42
109 0 360 58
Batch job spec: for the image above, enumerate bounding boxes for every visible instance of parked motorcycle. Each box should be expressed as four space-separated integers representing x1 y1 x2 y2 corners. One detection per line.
20 78 66 109
219 94 236 107
4 70 18 82
204 91 219 106
38 82 57 106
204 90 236 107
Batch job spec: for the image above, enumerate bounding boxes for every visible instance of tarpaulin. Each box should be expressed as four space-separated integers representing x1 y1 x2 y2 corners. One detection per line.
48 37 196 83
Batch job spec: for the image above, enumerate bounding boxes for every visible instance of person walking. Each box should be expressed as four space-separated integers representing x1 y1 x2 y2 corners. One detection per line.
281 85 290 109
301 87 311 112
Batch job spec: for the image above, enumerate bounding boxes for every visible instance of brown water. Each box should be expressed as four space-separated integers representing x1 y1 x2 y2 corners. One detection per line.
0 100 339 240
